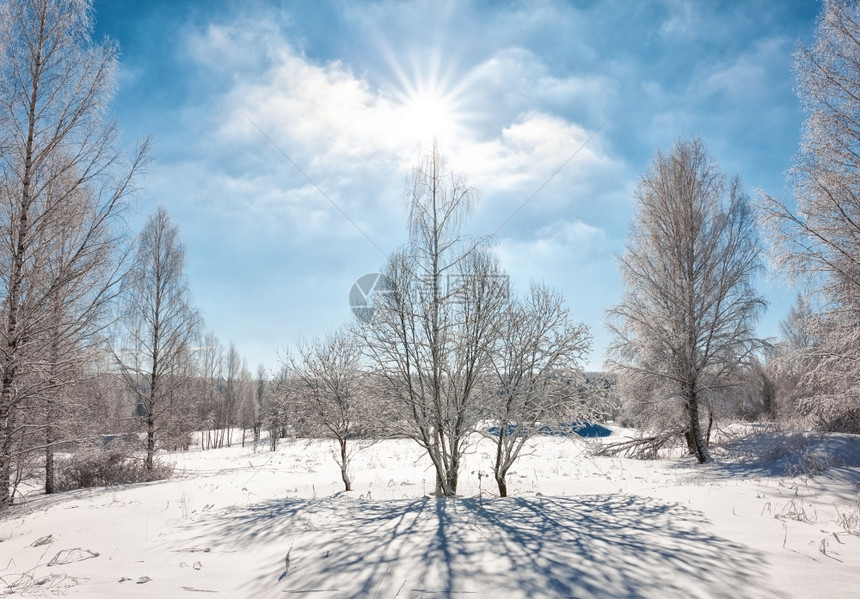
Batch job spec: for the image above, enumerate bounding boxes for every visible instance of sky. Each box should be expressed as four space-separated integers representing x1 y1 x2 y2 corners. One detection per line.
91 0 822 372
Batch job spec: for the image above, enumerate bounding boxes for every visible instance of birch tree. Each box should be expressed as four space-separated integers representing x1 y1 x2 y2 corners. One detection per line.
0 0 147 507
196 332 225 450
758 0 860 432
607 138 765 463
357 142 507 496
252 364 267 449
115 207 199 472
221 343 243 447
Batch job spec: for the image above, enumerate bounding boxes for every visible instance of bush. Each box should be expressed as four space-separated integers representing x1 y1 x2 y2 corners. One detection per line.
56 445 173 491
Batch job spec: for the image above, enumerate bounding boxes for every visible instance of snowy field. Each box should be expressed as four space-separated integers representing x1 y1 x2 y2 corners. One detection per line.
2 428 859 598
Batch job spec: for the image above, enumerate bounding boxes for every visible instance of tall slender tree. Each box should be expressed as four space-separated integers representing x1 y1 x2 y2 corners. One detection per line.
0 0 147 507
222 343 243 447
607 138 765 463
115 207 199 472
197 331 223 450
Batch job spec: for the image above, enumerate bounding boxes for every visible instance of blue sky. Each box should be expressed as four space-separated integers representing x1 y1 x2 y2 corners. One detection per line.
92 0 820 371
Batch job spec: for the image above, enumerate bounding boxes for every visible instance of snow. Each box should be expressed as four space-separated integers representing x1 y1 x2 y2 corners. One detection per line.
2 429 859 597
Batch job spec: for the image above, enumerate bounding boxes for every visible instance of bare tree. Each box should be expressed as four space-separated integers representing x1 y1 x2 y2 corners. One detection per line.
0 0 147 507
762 295 817 423
252 363 267 450
36 167 138 493
237 361 256 448
357 142 507 496
780 295 817 352
607 138 765 463
757 0 860 432
484 283 591 497
265 364 293 451
221 343 244 447
197 332 223 450
288 330 370 491
115 207 199 472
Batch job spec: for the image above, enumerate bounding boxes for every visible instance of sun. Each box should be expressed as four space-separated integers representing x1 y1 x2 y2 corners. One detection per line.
400 86 459 144
383 50 470 146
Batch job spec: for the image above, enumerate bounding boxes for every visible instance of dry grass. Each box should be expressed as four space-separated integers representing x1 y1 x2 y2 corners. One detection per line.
56 446 174 491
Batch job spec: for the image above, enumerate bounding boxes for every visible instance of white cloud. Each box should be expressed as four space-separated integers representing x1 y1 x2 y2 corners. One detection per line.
496 220 612 294
451 113 613 199
500 220 607 267
465 47 615 124
704 38 788 103
174 19 623 244
185 20 287 74
659 0 699 39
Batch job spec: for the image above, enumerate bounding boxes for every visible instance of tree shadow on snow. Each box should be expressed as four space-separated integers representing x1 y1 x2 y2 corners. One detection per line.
697 431 860 490
174 492 781 598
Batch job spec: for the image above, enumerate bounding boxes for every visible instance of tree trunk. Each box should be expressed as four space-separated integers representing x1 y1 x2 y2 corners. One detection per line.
45 303 61 495
705 404 714 445
495 473 508 498
440 455 459 497
339 439 351 491
0 406 16 507
684 431 696 456
45 397 55 495
494 432 508 497
146 410 155 472
686 397 710 464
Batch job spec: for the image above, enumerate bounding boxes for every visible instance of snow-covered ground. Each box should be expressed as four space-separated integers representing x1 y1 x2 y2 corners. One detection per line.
2 427 859 597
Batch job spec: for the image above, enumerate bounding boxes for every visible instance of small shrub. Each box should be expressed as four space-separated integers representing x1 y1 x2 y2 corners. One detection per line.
56 445 173 491
835 499 860 535
776 498 817 523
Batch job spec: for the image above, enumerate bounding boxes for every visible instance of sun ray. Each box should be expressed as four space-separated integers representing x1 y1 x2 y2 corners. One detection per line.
379 45 471 146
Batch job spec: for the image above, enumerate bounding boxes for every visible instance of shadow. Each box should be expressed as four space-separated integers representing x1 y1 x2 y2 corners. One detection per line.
174 493 781 598
702 431 860 483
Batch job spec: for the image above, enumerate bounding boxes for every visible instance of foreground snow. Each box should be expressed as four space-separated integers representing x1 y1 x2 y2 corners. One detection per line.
1 429 859 597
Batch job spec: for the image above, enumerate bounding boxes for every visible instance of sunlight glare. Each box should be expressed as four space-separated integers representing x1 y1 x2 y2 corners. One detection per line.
400 87 458 144
381 47 470 147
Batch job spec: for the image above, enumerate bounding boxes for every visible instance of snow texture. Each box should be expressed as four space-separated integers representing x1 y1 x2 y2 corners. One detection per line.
1 428 858 597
